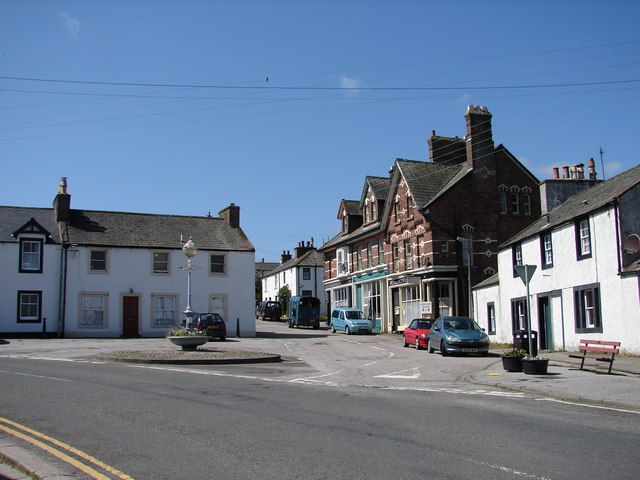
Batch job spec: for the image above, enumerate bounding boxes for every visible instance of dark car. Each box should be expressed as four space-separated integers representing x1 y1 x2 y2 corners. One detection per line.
193 313 226 341
402 319 432 350
427 316 489 356
256 301 282 321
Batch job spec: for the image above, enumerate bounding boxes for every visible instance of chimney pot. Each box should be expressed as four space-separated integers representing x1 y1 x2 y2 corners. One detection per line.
588 158 597 179
562 166 570 179
552 167 560 179
431 130 436 136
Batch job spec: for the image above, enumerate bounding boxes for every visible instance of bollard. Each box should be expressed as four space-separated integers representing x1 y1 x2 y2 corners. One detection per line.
42 317 47 334
236 318 240 338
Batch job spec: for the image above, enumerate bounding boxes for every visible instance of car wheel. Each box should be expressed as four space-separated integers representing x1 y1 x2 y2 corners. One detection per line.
219 335 226 342
331 325 336 333
313 324 319 330
402 336 408 347
345 326 351 335
427 338 435 353
288 320 293 328
415 339 421 350
480 351 488 357
440 340 448 356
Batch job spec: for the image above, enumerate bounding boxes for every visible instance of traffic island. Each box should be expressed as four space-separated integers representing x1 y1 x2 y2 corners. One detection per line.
92 349 282 365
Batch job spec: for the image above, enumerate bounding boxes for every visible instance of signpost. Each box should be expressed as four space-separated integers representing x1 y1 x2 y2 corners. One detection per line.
514 264 537 357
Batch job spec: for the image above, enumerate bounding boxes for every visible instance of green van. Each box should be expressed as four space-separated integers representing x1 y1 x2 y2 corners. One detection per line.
288 296 321 329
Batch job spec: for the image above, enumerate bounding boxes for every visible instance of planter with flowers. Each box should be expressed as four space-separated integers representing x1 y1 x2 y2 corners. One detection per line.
166 327 209 350
501 348 527 372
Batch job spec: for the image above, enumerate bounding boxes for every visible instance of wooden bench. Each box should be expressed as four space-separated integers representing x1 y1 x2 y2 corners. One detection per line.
568 339 621 374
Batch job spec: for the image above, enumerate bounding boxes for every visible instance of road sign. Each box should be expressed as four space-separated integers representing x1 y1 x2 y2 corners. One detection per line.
514 264 537 285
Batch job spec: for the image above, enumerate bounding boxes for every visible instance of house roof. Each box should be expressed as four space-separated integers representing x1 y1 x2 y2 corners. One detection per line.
359 176 390 208
472 273 499 290
267 250 325 276
501 163 640 249
0 206 255 252
396 159 469 209
256 260 279 273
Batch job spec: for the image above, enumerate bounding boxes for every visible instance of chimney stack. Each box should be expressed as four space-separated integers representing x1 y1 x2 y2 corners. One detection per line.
588 158 597 179
562 166 570 179
53 177 70 223
281 250 292 264
464 105 494 167
218 203 240 228
552 167 560 179
295 239 315 258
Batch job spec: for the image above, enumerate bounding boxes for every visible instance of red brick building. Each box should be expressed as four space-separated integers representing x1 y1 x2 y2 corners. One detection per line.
321 105 540 332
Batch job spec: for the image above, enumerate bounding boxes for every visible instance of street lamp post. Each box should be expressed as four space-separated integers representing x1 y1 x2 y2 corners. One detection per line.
180 237 198 329
457 236 473 318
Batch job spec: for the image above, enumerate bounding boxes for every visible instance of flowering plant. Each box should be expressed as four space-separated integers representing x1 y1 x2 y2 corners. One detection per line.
166 326 205 337
501 348 527 358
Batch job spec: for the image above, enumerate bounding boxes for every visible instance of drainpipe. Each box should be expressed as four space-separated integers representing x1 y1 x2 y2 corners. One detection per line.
57 244 68 338
613 200 622 275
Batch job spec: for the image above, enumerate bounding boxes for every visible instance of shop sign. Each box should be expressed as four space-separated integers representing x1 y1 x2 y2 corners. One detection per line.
389 276 420 287
421 301 432 314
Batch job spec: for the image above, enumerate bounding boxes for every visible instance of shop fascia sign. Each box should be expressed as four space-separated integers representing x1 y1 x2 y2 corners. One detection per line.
389 276 420 287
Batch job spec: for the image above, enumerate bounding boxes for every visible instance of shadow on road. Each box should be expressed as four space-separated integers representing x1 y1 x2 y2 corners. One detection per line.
257 331 330 339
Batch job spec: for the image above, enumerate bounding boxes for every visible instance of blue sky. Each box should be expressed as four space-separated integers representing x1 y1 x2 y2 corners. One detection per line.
1 1 639 261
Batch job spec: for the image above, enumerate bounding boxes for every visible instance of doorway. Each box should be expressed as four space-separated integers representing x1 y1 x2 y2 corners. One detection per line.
537 296 553 350
122 296 139 337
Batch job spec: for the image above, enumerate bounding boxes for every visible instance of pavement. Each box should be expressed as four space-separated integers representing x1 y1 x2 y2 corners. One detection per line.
1 338 640 479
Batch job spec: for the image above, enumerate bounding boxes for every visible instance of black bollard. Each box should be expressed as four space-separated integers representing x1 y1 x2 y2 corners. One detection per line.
236 318 240 338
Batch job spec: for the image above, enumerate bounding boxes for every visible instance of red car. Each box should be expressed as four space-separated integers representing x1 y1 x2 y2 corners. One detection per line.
402 319 433 350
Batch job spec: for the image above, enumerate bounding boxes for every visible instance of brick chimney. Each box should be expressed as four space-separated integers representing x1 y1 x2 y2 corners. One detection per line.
280 250 292 264
464 105 494 167
294 240 315 258
218 203 240 228
52 177 70 223
428 130 466 165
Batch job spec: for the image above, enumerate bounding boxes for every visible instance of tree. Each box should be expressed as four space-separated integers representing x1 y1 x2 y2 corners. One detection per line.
277 285 291 316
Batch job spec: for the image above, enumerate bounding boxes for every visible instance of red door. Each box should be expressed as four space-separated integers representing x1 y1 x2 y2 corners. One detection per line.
123 296 139 337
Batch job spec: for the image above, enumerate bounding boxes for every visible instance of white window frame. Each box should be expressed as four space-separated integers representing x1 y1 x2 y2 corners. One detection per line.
303 267 311 280
209 252 226 275
19 238 43 273
18 290 41 322
151 294 177 327
152 251 170 274
89 249 108 273
362 281 381 319
80 293 108 328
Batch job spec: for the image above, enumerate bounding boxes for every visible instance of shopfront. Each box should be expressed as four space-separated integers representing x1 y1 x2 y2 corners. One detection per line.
353 270 387 333
389 276 421 332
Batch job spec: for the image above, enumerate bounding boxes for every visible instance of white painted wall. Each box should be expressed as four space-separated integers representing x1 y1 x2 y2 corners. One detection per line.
0 236 61 334
475 206 640 353
63 247 255 338
262 265 328 315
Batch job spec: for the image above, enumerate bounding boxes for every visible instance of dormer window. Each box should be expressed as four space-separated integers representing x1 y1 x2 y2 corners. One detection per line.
19 238 43 273
371 201 377 221
393 196 400 223
342 213 348 233
363 199 370 223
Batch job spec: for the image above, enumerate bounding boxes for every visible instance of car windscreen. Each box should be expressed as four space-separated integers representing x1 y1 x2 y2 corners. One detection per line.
448 318 480 330
200 314 223 323
416 321 432 329
345 310 365 320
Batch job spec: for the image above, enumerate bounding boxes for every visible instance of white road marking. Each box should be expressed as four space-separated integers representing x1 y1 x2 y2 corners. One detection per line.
0 370 73 383
371 385 526 398
465 458 553 479
537 397 640 415
375 367 420 379
344 339 361 345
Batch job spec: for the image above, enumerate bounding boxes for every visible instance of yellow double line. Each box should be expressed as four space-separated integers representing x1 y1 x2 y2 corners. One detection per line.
0 417 133 479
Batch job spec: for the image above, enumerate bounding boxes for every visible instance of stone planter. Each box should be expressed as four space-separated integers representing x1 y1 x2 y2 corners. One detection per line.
501 356 524 372
168 336 209 350
522 358 549 375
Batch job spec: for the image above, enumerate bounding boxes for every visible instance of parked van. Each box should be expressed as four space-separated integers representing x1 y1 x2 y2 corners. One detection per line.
329 307 372 334
288 296 321 329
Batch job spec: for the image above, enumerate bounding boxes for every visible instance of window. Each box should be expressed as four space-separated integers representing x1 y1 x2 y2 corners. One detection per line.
302 289 312 296
540 232 553 268
522 193 531 216
416 235 423 267
342 214 348 233
498 191 507 215
210 253 226 274
406 194 414 218
403 239 413 271
153 252 170 274
363 202 370 223
333 287 350 308
441 241 449 253
19 238 43 273
511 298 528 331
575 217 592 259
371 201 377 221
90 250 107 272
152 294 176 327
362 281 381 319
392 243 400 272
354 246 361 271
487 302 496 334
511 193 519 215
303 267 311 280
378 239 385 265
80 294 107 327
393 198 400 223
17 291 41 322
574 284 602 333
512 243 522 277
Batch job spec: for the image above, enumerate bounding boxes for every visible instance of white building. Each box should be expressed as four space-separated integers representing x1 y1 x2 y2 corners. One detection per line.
261 242 327 316
0 178 256 338
473 164 640 354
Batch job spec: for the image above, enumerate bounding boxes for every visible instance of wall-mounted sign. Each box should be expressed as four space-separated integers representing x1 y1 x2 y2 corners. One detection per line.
421 301 432 314
389 276 420 287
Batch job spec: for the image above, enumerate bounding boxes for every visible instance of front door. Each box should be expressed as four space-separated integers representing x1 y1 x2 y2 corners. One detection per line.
122 296 139 337
537 296 552 350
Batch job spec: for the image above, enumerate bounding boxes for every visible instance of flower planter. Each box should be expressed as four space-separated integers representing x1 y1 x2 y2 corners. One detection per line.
501 356 524 372
522 358 549 375
168 336 209 350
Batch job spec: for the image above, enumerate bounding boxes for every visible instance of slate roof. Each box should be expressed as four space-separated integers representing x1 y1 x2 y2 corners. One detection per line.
472 273 499 290
268 250 325 276
501 163 640 249
0 206 254 252
319 220 381 251
343 200 361 216
359 176 390 208
396 159 469 209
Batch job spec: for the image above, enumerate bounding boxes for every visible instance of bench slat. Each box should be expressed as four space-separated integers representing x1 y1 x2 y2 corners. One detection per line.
579 346 619 354
579 339 621 347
